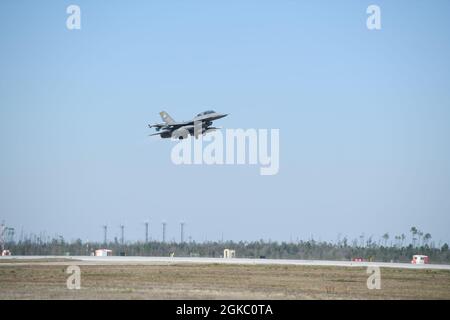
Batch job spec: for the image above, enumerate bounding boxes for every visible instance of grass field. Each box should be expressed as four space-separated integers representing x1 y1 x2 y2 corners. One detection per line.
1 260 449 299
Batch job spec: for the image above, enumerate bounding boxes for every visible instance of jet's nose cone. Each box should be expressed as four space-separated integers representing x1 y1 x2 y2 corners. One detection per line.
217 113 228 119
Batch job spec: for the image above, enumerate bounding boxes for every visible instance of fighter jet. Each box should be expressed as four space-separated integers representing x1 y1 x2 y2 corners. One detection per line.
148 110 228 139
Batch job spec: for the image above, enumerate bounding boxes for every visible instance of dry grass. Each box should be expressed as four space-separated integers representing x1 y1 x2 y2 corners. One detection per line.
1 262 449 299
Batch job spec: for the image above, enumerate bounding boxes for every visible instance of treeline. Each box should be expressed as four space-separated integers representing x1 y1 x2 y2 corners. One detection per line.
6 239 450 264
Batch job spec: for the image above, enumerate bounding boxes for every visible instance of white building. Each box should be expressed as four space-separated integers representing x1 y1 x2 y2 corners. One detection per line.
1 250 11 256
411 255 429 264
95 249 112 257
223 249 236 259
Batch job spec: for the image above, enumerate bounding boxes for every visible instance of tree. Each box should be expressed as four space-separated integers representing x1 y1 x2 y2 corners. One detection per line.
418 231 424 247
0 222 5 251
382 233 389 247
401 234 406 247
410 227 418 247
394 235 401 247
424 233 432 246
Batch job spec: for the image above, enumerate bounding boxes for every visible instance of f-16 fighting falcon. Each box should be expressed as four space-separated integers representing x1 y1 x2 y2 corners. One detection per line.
148 110 228 139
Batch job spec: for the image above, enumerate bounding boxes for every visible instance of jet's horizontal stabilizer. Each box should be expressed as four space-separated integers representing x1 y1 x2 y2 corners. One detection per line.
149 131 168 136
207 127 221 130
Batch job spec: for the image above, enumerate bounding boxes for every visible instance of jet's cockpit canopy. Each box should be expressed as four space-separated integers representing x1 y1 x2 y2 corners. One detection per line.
196 110 215 117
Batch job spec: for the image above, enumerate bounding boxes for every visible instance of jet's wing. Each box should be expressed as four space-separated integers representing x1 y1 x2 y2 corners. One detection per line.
149 131 170 136
167 120 194 127
151 121 194 129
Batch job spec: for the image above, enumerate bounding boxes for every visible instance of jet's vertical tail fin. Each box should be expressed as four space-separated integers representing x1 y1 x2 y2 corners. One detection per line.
160 111 175 124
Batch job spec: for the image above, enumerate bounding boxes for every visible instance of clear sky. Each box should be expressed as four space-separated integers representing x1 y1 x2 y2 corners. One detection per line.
1 1 449 244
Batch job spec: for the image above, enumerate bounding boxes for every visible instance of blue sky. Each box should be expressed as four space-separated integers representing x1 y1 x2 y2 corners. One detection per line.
1 1 449 244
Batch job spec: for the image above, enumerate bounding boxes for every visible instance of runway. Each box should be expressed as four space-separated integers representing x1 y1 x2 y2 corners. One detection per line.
1 255 450 270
